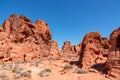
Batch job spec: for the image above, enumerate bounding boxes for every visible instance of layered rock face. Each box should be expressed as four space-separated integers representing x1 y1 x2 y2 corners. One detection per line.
61 41 81 55
79 32 110 69
0 14 59 63
106 27 120 78
50 40 60 57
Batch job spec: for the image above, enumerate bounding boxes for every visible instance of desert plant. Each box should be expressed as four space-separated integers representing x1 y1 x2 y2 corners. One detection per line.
74 68 88 74
7 64 13 70
20 70 31 78
12 67 22 74
13 75 21 80
39 69 51 77
0 73 9 80
37 61 44 64
0 64 6 70
63 64 72 70
0 64 13 71
26 70 32 73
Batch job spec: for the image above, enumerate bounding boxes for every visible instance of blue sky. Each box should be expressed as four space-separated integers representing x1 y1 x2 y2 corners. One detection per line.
0 0 120 49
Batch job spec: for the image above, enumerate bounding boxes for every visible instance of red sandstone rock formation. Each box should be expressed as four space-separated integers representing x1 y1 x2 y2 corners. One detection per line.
79 32 110 69
61 41 81 55
50 40 60 57
0 14 55 63
106 27 120 78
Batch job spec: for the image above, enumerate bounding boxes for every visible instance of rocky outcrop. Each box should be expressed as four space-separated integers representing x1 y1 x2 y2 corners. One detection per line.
61 41 81 55
50 40 60 57
0 14 54 63
106 27 120 78
79 32 110 69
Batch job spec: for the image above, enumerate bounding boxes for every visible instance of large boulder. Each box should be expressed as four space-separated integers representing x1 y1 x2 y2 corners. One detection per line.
106 27 120 78
0 14 54 63
79 32 110 69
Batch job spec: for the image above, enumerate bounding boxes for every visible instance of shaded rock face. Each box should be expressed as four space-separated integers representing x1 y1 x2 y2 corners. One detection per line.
61 41 81 55
79 32 110 69
0 14 53 63
106 27 120 78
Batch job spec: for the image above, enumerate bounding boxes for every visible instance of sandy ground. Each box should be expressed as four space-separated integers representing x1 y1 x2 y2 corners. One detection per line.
0 53 112 80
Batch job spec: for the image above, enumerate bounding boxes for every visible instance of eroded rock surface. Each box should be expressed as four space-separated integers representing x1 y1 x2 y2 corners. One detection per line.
79 32 110 69
50 40 60 57
61 41 81 55
0 14 55 63
106 27 120 78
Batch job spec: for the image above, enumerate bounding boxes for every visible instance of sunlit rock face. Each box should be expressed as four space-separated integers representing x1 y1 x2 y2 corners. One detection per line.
61 41 82 56
50 40 60 57
106 27 120 78
79 32 110 69
0 14 57 63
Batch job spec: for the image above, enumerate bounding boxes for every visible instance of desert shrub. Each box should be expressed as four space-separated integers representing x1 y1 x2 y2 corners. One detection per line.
26 70 32 73
0 64 6 70
13 75 21 80
0 64 13 71
12 67 22 74
63 64 72 70
20 70 31 78
39 69 51 77
0 73 9 80
74 68 88 74
7 64 13 70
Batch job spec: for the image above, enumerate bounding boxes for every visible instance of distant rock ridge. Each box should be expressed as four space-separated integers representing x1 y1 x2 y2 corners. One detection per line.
61 41 81 55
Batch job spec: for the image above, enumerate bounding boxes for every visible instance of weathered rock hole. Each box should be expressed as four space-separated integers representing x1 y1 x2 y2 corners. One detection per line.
0 56 4 60
1 42 4 45
116 34 120 48
10 47 12 50
23 55 26 61
19 38 24 43
9 58 12 61
103 54 108 57
36 48 38 51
